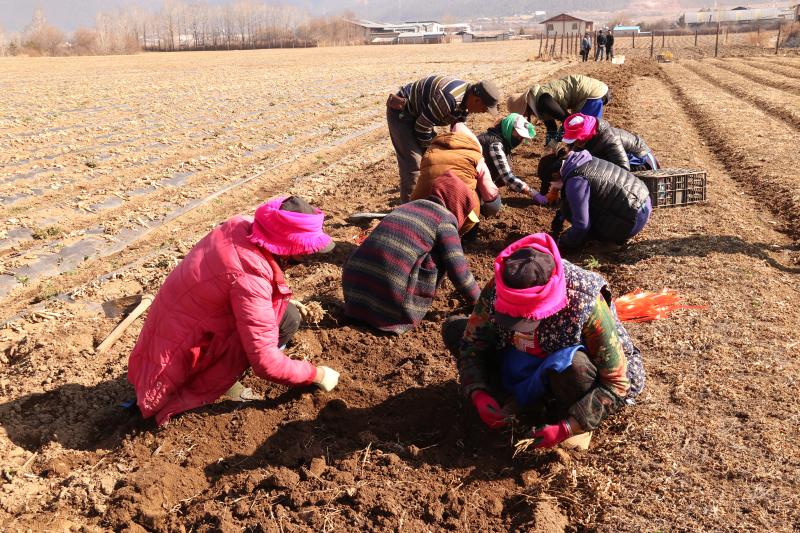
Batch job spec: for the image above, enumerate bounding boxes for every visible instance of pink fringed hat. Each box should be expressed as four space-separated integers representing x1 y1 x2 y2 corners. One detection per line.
562 113 598 144
249 195 334 256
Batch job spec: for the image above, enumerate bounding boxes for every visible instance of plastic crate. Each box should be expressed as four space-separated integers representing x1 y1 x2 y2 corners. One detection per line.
634 168 707 208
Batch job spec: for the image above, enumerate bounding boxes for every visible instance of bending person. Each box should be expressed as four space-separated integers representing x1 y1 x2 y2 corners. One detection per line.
442 233 645 447
540 150 652 252
386 75 500 203
411 122 501 232
343 173 480 334
507 74 609 146
562 113 659 171
476 113 543 203
128 196 340 426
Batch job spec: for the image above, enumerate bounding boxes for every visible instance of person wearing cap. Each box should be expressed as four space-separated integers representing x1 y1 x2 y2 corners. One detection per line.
410 122 500 232
343 173 481 334
441 233 645 448
386 75 500 203
127 196 340 426
476 113 542 203
507 75 609 147
538 149 652 252
561 113 659 172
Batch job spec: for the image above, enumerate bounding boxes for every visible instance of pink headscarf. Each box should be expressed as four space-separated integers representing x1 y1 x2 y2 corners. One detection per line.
248 195 332 256
562 113 598 144
494 233 567 320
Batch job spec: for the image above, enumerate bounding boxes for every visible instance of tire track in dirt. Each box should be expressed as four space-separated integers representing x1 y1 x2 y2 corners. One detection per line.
712 58 800 93
661 63 800 240
568 71 800 532
681 60 800 130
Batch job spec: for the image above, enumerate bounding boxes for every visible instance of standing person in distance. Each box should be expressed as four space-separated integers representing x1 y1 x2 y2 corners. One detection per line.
595 30 606 61
386 75 501 203
605 30 615 61
580 32 592 62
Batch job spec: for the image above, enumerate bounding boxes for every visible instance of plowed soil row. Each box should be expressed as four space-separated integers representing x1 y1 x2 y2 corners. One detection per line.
740 57 800 79
662 63 800 237
0 44 567 317
681 60 800 130
712 57 800 93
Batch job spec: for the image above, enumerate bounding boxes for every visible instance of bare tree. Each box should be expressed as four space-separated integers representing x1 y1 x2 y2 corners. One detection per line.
23 8 65 56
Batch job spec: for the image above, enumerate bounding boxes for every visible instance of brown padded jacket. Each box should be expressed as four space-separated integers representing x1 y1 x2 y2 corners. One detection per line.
412 131 482 208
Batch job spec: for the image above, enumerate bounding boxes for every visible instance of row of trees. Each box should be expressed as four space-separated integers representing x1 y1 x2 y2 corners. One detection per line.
0 1 366 57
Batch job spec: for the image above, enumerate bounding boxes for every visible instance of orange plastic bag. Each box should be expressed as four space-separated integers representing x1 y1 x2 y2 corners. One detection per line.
613 289 704 322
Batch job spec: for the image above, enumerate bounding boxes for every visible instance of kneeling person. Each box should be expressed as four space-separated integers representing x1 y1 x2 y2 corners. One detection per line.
442 233 645 447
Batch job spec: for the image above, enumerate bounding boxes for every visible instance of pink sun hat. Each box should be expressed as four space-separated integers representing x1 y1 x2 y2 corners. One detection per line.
249 195 334 256
562 113 598 144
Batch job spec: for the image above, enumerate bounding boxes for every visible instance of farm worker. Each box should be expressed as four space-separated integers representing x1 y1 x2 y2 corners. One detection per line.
595 30 606 61
128 196 340 426
580 32 592 62
476 113 542 203
562 113 660 171
386 75 501 203
539 149 652 252
605 30 615 61
343 172 480 334
506 74 610 147
441 233 645 447
410 122 501 233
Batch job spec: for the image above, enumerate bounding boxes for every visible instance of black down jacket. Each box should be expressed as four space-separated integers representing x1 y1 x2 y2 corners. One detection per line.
562 156 650 243
612 126 652 159
582 118 630 170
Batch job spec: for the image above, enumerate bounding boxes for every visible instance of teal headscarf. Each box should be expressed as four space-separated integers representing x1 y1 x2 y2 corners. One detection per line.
500 113 536 148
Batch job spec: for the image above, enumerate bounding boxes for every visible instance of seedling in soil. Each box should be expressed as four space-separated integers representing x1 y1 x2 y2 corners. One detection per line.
31 226 63 240
85 159 98 169
15 275 30 286
584 256 602 270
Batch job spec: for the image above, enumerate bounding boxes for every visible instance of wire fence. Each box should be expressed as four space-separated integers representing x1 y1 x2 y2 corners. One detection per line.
531 21 800 61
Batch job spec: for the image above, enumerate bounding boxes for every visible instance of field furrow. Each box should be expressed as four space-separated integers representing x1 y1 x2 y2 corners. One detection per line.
713 57 800 92
681 59 800 129
661 63 800 237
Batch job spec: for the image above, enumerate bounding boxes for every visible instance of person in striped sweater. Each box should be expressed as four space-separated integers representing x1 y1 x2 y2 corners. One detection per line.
386 75 500 203
342 172 481 334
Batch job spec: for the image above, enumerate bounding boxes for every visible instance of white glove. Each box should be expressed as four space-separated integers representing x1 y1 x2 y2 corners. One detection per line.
314 366 340 392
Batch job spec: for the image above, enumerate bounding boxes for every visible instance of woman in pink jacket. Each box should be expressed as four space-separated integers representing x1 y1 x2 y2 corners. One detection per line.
128 196 340 426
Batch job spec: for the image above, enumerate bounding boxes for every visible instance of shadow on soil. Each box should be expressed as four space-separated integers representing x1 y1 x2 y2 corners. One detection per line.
204 382 548 485
623 235 800 273
0 375 146 452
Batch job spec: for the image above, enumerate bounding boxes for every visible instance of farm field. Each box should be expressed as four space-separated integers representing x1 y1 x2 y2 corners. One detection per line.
0 44 799 531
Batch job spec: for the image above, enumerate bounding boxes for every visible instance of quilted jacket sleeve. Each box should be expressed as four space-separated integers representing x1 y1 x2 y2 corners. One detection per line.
230 274 316 386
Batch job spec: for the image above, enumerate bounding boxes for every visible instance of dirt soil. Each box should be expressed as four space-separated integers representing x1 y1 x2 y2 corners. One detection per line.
1 46 799 532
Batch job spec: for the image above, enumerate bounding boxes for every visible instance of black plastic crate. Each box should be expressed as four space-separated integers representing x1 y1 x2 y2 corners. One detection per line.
634 168 707 208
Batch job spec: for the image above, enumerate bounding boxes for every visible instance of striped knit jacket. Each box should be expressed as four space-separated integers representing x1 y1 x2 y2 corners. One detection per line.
399 75 469 149
342 199 480 334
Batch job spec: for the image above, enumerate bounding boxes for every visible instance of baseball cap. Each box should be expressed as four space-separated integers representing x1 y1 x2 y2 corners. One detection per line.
493 248 556 332
473 80 500 115
513 115 535 139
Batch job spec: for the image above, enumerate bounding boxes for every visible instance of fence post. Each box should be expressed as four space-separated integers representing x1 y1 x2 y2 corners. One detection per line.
539 32 543 57
552 31 557 55
632 30 635 48
662 31 665 48
650 31 654 58
544 31 549 57
560 31 565 56
694 28 698 46
714 21 720 57
776 24 781 54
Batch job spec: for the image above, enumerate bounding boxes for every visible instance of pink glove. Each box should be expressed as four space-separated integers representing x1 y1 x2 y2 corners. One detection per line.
531 192 549 206
471 390 507 429
531 420 572 448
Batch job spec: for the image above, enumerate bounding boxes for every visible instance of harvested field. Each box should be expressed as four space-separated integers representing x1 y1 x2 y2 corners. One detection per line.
0 45 799 531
